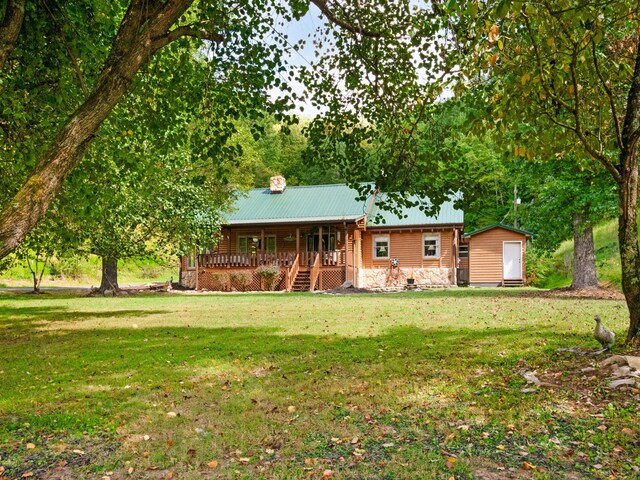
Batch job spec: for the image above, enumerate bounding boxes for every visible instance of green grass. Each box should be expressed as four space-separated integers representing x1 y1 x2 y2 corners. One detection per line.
0 255 178 289
0 290 638 479
538 220 624 290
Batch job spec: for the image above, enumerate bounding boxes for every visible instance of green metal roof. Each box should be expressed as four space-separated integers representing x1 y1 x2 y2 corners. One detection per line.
463 223 533 237
225 184 370 225
224 184 464 227
367 193 463 227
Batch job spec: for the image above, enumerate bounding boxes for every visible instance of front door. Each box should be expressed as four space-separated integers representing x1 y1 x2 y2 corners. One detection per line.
503 241 522 280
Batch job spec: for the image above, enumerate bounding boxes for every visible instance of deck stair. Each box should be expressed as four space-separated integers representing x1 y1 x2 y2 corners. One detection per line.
292 271 311 291
502 279 525 287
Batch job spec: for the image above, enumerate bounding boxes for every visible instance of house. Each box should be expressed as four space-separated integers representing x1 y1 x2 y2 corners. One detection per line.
179 176 527 291
463 224 532 287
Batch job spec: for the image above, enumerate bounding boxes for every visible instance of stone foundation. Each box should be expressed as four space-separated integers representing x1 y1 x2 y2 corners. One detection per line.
360 267 453 289
180 270 196 289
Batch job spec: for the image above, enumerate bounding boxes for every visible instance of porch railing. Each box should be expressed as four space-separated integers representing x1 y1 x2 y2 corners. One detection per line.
286 254 300 292
309 252 321 291
198 250 345 269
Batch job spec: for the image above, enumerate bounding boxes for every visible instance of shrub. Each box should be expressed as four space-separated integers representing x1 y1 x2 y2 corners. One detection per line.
54 256 85 280
210 271 228 291
525 247 554 286
230 270 252 291
255 265 281 291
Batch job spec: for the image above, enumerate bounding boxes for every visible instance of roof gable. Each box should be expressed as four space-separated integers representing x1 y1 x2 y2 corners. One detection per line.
463 223 533 237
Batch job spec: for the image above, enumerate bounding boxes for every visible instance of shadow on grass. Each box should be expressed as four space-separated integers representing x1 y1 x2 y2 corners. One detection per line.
0 305 169 329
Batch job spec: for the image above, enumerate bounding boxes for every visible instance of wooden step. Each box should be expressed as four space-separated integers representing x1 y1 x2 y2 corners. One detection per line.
502 279 525 287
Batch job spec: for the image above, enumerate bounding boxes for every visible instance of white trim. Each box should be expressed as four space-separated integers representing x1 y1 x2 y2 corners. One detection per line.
422 233 441 259
373 235 390 259
502 241 522 280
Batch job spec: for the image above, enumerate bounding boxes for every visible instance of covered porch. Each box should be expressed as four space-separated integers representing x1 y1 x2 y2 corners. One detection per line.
188 223 359 291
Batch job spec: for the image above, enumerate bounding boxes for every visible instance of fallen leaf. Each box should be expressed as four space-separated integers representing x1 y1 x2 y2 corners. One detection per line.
304 458 313 466
522 461 537 470
73 449 85 455
21 473 33 478
142 451 150 458
167 439 173 446
239 457 250 464
143 435 150 441
207 460 218 469
287 405 296 413
621 427 635 436
496 445 505 451
323 470 334 478
351 437 359 444
26 443 35 450
446 457 457 469
166 412 177 418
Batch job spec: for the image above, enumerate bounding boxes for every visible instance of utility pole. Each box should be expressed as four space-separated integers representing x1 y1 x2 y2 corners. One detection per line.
514 184 519 229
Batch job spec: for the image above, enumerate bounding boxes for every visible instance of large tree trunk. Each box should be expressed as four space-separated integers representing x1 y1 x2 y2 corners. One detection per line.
98 256 119 293
0 0 26 71
0 0 195 260
570 210 598 289
618 169 640 344
618 36 640 345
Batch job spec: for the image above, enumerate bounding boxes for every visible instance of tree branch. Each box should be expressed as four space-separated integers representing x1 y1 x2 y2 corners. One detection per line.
591 39 623 151
0 0 25 71
310 0 383 38
152 23 224 50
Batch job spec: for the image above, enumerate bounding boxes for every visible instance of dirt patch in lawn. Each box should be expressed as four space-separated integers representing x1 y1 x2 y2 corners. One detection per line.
530 348 640 411
523 287 624 300
0 432 119 479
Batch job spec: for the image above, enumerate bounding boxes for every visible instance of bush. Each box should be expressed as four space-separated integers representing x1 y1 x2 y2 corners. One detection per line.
230 270 252 291
54 256 85 280
525 247 554 287
255 265 281 291
210 271 228 290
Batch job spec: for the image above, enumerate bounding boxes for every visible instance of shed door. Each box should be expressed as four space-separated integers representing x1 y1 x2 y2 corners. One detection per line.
503 241 522 280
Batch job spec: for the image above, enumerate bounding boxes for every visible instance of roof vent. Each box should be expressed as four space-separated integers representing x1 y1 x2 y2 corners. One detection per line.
269 175 286 194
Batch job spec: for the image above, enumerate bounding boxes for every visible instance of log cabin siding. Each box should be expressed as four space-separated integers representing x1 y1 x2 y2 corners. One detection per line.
468 228 527 284
361 229 454 269
213 225 348 255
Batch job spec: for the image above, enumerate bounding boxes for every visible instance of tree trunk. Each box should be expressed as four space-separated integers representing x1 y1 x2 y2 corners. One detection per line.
570 210 598 289
99 257 119 293
31 271 40 293
0 0 195 261
0 0 26 71
618 36 640 345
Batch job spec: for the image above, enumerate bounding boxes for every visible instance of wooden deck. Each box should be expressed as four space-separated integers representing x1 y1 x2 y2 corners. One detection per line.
194 250 348 292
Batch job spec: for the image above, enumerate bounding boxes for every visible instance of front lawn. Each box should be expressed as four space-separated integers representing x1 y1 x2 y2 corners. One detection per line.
0 289 638 479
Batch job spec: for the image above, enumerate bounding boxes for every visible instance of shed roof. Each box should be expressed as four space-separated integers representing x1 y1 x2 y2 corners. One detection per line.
224 184 464 227
463 223 533 237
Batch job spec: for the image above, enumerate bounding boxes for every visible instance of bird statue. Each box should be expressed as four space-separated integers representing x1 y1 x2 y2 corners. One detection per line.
594 315 615 351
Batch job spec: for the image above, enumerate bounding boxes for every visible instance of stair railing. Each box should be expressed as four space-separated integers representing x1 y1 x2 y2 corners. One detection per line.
309 252 321 291
286 254 300 292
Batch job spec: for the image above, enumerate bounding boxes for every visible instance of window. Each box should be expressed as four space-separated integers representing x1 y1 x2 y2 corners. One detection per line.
423 233 440 258
264 236 276 253
238 235 276 254
186 252 197 269
238 236 250 254
373 235 390 259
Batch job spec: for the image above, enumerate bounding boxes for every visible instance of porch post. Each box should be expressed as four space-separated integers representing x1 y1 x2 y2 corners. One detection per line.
260 229 265 262
296 227 300 255
344 223 349 283
226 228 231 268
319 225 323 289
